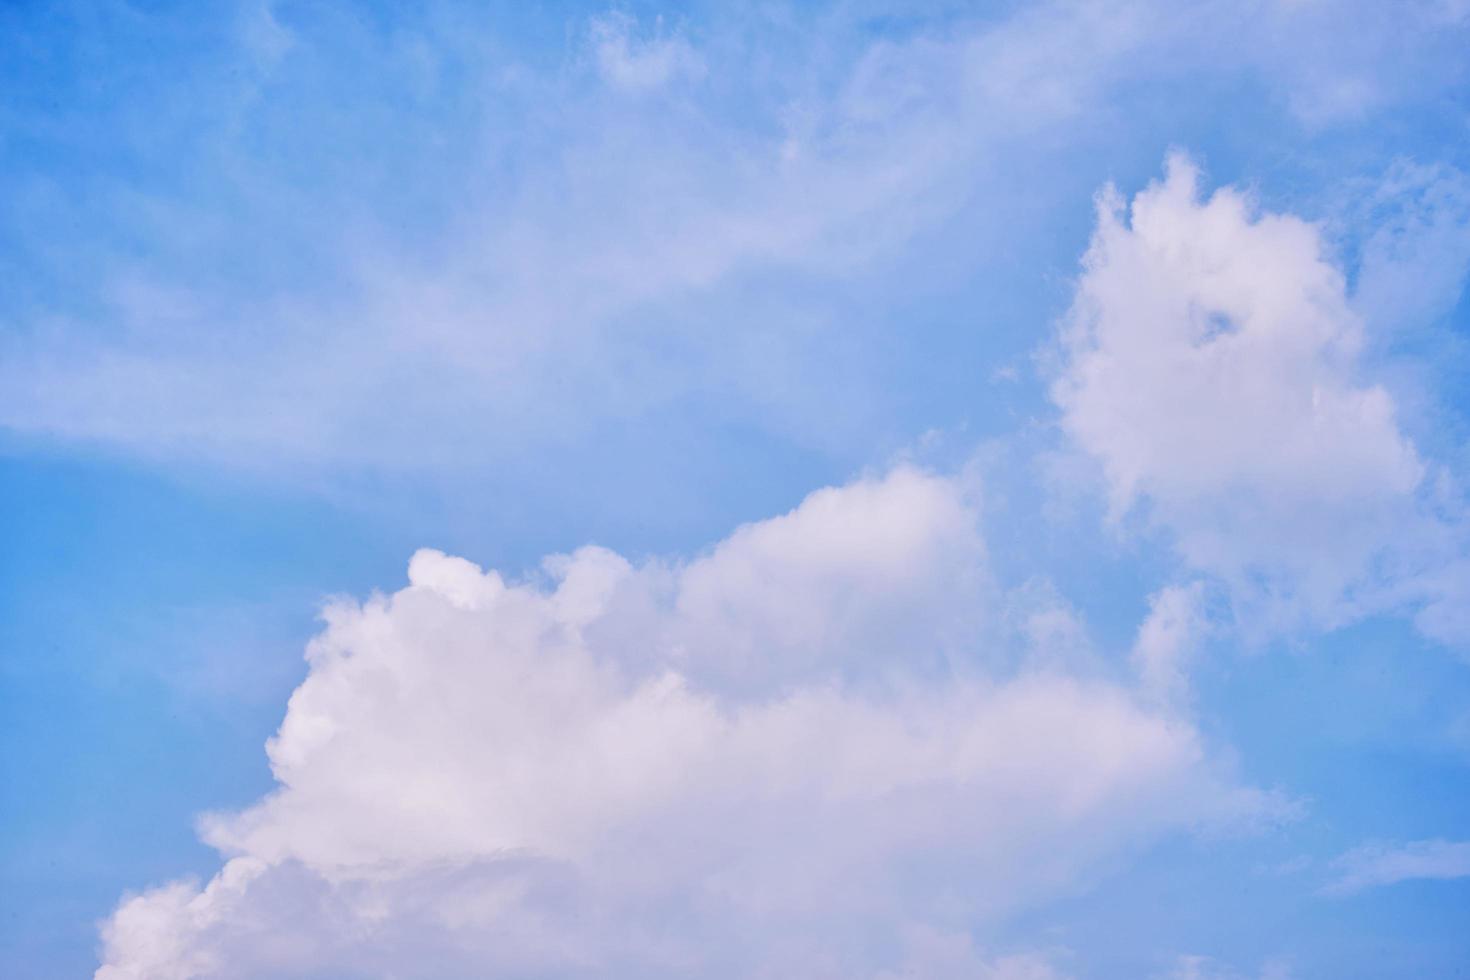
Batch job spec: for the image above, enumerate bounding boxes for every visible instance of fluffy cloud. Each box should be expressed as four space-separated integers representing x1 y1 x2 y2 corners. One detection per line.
96 467 1272 978
1053 154 1469 642
1324 838 1470 895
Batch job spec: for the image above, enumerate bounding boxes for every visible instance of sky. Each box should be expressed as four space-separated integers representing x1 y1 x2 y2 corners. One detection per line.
2 0 1470 977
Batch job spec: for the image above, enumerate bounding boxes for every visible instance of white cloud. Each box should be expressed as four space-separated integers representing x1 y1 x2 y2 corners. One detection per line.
1324 838 1470 895
7 2 1466 478
1052 153 1470 642
1132 582 1209 709
590 13 705 93
96 467 1274 978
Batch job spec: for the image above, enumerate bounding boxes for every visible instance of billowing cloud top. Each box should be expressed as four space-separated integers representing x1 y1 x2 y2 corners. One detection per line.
1053 154 1470 644
10 2 1464 975
96 467 1273 979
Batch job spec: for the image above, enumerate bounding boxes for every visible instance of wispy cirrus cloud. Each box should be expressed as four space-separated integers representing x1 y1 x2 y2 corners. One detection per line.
3 0 1467 482
1324 839 1470 895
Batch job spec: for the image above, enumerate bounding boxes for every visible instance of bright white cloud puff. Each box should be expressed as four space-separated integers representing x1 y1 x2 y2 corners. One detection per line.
34 4 1469 976
1053 153 1470 645
96 467 1274 979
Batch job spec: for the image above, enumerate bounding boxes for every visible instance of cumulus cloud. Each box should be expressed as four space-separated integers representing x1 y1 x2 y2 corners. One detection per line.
1324 838 1470 895
1052 153 1470 643
96 467 1274 978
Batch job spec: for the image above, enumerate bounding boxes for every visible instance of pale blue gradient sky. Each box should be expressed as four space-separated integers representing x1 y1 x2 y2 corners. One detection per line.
3 2 1469 977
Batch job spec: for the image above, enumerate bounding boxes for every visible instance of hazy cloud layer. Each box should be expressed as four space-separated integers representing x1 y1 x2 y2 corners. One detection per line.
4 0 1467 476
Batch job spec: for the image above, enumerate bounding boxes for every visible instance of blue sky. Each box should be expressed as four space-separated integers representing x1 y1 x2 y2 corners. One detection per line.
2 1 1470 977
